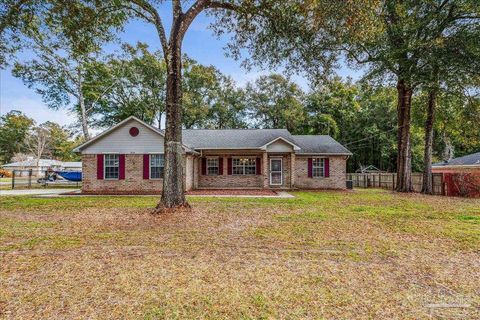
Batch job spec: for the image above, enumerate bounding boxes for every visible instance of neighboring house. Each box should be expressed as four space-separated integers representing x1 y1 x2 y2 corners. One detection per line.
432 152 480 172
62 162 83 171
432 151 480 197
73 116 352 194
1 158 63 177
355 164 386 173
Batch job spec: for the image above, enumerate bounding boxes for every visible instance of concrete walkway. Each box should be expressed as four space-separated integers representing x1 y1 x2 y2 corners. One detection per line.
0 189 80 196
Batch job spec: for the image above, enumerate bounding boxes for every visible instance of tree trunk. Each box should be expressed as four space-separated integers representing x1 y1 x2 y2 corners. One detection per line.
157 112 162 129
421 90 436 194
157 36 189 211
395 79 413 192
77 67 90 140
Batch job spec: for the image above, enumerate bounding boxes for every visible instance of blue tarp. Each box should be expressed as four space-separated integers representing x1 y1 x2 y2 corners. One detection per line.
56 171 82 182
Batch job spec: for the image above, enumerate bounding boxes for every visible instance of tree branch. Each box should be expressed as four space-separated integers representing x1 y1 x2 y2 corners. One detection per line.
130 0 169 55
0 0 29 34
207 1 242 11
179 0 209 41
172 0 182 19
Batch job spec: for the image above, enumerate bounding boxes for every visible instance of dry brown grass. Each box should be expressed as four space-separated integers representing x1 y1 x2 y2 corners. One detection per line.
0 190 479 319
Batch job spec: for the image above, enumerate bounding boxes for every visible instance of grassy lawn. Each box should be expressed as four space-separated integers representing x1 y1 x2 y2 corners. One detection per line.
0 189 479 319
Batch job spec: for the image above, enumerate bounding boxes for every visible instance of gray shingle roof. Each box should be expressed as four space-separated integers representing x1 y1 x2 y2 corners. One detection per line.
292 135 352 155
181 129 351 155
72 116 351 155
433 151 480 167
182 129 295 149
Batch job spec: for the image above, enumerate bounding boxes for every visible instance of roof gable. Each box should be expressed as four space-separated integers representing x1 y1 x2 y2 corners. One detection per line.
73 117 171 154
261 137 300 151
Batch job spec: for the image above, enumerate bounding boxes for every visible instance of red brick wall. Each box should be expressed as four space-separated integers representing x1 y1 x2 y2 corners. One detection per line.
82 154 163 194
82 152 349 193
294 155 347 189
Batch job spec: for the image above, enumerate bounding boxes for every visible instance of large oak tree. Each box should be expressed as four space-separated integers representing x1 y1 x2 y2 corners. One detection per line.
88 0 338 211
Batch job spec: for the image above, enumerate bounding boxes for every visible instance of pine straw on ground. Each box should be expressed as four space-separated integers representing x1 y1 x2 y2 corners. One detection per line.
0 190 479 319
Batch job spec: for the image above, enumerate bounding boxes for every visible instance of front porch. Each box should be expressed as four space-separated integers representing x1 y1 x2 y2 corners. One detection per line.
192 150 296 190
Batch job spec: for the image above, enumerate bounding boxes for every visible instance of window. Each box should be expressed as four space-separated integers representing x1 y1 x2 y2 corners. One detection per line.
150 154 164 179
207 158 219 175
104 154 119 179
232 157 256 175
312 158 325 178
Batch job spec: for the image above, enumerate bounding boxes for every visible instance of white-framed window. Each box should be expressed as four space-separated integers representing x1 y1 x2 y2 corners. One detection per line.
232 157 256 175
104 154 119 179
150 154 164 179
207 157 219 175
312 158 325 178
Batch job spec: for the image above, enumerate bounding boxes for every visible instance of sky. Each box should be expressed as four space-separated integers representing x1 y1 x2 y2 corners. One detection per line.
0 5 361 129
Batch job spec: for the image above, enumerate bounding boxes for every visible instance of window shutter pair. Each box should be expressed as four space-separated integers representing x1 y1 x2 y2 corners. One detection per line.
225 157 261 175
201 157 224 175
96 154 125 180
307 157 330 178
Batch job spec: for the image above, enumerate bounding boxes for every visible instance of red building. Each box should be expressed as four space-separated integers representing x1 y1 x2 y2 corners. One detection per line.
432 152 480 197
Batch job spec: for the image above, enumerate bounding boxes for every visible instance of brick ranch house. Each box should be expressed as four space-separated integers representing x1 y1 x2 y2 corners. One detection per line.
432 151 480 197
73 116 352 194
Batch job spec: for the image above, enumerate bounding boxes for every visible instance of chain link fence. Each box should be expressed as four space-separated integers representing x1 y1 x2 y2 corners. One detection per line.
10 170 81 189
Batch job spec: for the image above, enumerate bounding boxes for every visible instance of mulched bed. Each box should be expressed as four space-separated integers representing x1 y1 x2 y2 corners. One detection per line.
186 189 277 196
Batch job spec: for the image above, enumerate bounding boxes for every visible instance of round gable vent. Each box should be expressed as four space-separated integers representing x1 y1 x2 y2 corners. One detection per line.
129 127 139 137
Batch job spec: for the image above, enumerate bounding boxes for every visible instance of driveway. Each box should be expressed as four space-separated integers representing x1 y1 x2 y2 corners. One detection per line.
0 189 79 196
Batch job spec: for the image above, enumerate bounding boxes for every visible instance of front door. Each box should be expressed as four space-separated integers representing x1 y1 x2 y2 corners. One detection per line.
270 158 283 185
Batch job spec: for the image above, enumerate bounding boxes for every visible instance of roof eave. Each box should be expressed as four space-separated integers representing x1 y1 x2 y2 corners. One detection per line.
192 147 263 150
432 164 480 168
295 152 353 156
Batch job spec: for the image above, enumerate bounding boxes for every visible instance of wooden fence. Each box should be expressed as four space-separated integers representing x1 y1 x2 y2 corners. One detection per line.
346 173 445 195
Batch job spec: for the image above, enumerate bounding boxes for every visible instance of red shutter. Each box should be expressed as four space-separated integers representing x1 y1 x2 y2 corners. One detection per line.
307 158 313 178
324 158 330 177
119 154 125 180
201 157 207 175
143 154 149 179
97 154 104 180
219 157 224 175
227 157 232 175
256 157 261 175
